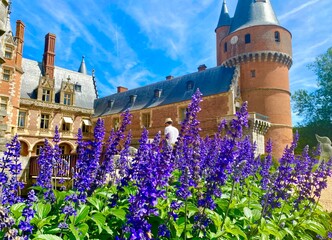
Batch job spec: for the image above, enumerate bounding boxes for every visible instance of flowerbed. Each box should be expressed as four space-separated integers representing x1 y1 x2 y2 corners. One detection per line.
1 89 332 240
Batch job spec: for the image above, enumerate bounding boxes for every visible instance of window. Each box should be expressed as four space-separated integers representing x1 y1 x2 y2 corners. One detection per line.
35 144 44 155
0 96 8 111
64 93 72 105
255 0 266 2
275 31 280 42
245 34 251 44
18 111 26 128
62 117 73 132
74 84 81 92
154 89 162 98
59 145 66 155
40 114 50 129
179 107 188 123
108 100 114 108
2 69 11 81
142 113 151 128
250 70 256 78
186 81 194 91
224 42 228 52
42 89 51 102
82 119 92 133
130 95 137 104
4 46 13 59
112 117 120 130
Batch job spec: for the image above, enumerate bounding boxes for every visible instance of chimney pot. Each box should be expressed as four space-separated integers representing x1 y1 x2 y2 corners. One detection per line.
166 75 174 80
117 86 128 93
198 64 207 72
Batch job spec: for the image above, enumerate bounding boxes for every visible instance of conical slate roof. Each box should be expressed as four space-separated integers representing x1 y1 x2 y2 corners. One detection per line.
230 0 280 33
78 56 87 74
216 0 231 29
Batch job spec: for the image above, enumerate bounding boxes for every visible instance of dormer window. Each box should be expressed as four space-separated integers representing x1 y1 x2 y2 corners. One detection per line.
75 84 82 92
42 89 51 102
186 81 194 91
4 46 13 59
274 31 280 42
108 99 114 108
245 34 251 44
154 89 162 98
130 95 137 104
64 93 72 105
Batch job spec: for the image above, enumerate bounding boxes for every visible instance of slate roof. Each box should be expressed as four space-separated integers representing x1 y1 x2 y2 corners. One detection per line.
21 58 97 109
94 66 235 117
216 0 231 29
229 0 280 33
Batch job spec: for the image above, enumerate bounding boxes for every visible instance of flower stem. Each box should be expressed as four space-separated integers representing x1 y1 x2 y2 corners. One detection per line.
221 180 236 231
184 197 188 240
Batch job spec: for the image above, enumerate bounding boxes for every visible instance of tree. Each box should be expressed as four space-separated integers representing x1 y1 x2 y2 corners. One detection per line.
292 47 332 151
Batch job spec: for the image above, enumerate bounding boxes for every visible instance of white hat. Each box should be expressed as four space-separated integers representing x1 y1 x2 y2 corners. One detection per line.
165 118 173 124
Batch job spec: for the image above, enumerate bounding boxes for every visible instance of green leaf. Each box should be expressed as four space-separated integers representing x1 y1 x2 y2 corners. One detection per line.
35 202 52 219
77 223 89 239
87 197 103 211
300 220 326 236
10 202 26 219
34 234 63 240
225 225 248 240
108 208 126 221
74 205 90 225
173 217 185 237
243 207 252 220
206 209 222 231
36 216 56 229
90 213 106 234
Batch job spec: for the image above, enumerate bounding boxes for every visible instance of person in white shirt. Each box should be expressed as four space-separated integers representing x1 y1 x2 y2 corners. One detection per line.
164 118 179 147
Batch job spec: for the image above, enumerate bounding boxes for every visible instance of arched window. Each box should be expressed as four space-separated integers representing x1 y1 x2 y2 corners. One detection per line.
274 31 280 42
245 34 251 44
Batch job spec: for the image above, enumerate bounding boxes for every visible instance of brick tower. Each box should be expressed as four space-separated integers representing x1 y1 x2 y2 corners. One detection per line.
216 0 293 157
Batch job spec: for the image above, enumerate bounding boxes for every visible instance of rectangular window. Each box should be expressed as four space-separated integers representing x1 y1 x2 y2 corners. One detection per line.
82 119 92 133
250 70 256 78
0 96 8 111
112 117 120 130
2 69 11 81
224 42 228 52
62 117 73 132
4 46 13 59
40 114 50 129
64 93 72 105
179 107 188 123
42 89 51 102
245 34 251 44
274 31 280 42
18 111 26 128
142 113 151 128
74 84 81 92
36 144 44 155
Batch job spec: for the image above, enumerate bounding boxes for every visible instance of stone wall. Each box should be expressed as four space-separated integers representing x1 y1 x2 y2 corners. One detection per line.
0 109 8 152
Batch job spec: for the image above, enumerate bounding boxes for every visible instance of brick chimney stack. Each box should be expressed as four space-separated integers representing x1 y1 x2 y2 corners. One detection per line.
15 20 25 67
198 64 207 72
166 75 174 80
117 86 128 93
43 33 56 79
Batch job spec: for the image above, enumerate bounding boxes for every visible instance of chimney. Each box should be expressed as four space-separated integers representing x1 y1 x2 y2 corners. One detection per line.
15 20 25 67
198 64 207 72
166 75 174 80
43 33 56 79
117 86 128 93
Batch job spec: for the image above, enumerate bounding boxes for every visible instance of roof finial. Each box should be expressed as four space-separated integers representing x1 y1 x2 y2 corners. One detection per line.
78 55 87 74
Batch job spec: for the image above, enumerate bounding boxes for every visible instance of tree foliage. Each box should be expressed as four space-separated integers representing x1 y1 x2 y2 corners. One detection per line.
292 47 332 150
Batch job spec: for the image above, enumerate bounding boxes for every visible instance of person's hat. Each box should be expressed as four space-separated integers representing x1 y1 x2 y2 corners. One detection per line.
165 118 173 124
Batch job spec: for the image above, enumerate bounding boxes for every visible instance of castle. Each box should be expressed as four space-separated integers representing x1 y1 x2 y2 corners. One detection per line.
0 0 292 167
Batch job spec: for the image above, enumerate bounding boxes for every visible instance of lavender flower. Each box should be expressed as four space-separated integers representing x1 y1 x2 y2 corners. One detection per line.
260 140 273 190
0 135 24 205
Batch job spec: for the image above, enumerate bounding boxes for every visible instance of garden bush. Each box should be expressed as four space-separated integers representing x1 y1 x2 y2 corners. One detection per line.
1 89 332 240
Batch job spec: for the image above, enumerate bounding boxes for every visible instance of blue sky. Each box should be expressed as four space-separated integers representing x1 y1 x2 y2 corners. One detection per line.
10 0 332 125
